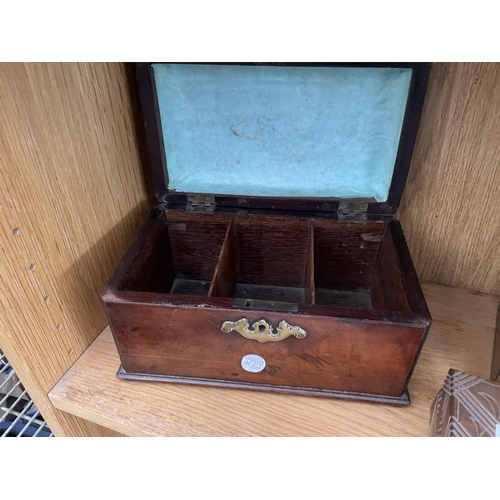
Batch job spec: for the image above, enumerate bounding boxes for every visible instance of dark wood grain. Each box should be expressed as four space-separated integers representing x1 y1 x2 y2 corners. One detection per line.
165 211 230 282
135 63 168 202
234 216 310 288
371 223 411 312
117 366 410 405
388 219 431 319
208 219 237 298
370 278 386 311
113 207 175 294
106 301 426 398
305 222 315 305
104 207 165 292
104 288 426 324
385 63 432 211
103 212 429 327
313 220 385 292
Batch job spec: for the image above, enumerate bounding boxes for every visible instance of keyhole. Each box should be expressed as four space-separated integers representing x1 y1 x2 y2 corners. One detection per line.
258 324 266 334
245 300 252 307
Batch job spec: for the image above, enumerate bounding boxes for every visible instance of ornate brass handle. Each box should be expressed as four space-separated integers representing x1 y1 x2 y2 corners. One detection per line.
220 318 307 343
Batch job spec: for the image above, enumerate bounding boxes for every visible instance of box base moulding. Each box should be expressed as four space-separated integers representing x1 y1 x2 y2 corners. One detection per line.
116 365 411 405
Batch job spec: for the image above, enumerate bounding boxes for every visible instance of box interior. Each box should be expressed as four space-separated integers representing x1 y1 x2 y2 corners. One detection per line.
152 64 413 202
117 211 412 313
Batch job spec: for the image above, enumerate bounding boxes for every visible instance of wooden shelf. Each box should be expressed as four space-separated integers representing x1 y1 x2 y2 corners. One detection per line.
48 283 499 436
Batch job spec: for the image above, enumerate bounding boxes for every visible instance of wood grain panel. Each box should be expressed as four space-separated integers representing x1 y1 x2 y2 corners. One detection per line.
166 211 231 281
208 219 237 298
305 222 315 305
0 63 149 436
106 301 424 397
313 220 385 290
49 283 499 436
371 223 411 312
118 207 175 293
235 216 310 287
398 62 500 295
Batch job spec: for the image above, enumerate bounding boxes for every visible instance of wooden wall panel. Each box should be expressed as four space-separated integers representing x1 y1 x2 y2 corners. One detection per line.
0 63 149 436
398 62 500 296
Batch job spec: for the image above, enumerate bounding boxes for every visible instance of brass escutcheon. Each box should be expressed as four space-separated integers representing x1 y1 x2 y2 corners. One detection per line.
220 318 307 343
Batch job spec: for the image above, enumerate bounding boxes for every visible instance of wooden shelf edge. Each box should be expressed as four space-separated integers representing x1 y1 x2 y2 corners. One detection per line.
49 387 151 437
48 283 500 437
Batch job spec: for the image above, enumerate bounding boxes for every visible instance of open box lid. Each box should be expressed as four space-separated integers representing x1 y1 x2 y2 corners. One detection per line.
136 62 431 216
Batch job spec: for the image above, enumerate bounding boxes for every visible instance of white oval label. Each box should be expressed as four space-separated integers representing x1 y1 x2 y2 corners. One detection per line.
241 354 266 373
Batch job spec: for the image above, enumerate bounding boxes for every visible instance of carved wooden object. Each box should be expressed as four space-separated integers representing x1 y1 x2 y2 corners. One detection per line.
430 369 500 437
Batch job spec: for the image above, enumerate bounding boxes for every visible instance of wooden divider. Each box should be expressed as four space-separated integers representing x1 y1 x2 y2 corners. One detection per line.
208 219 237 298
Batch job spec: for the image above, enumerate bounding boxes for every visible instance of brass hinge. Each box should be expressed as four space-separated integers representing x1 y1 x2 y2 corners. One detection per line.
186 194 216 214
337 201 369 221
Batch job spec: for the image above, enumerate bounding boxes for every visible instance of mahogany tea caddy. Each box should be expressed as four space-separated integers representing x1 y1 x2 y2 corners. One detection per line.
102 63 432 405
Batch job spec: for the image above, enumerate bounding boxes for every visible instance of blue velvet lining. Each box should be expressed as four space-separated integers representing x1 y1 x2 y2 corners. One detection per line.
153 64 412 201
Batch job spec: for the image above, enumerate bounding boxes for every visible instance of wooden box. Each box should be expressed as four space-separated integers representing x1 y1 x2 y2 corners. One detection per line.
102 63 432 405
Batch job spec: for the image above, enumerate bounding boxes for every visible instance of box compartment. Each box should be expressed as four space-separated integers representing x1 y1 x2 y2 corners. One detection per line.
116 209 415 316
117 212 228 296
